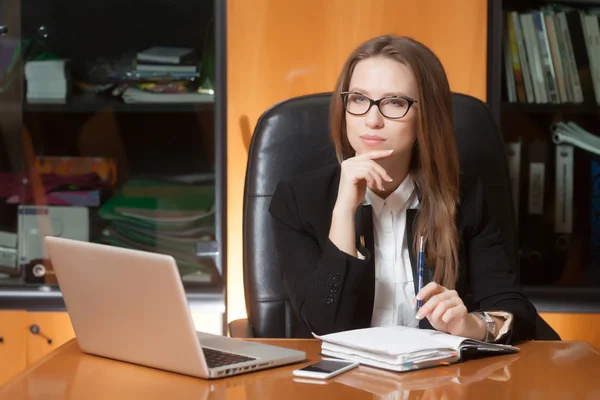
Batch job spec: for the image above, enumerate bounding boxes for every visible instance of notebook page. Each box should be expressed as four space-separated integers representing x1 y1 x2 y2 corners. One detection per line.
415 329 472 349
313 326 465 356
430 331 519 352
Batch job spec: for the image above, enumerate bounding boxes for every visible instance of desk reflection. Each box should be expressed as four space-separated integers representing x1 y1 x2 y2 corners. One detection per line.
4 340 599 400
67 353 214 400
67 351 519 400
330 354 519 399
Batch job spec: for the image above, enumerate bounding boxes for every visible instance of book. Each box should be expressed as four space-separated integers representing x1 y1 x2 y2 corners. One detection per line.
98 179 214 229
135 63 198 73
510 11 535 103
121 87 214 104
312 326 519 373
136 46 197 65
520 13 548 103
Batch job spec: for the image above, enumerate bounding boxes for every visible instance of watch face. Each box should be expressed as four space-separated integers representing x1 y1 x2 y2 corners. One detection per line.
473 312 496 341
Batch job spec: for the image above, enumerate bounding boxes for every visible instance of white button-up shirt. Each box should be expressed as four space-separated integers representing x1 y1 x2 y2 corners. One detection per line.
363 174 420 328
358 174 513 341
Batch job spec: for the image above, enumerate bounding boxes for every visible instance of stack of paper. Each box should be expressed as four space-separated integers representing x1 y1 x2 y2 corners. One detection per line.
97 179 216 282
25 59 70 103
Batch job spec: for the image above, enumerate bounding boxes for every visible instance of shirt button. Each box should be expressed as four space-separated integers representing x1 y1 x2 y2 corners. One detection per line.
330 284 339 293
332 272 341 280
326 295 334 304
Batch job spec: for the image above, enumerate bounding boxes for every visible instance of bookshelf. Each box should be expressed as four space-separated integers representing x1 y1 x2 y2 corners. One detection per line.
0 0 228 331
488 0 600 312
501 101 600 114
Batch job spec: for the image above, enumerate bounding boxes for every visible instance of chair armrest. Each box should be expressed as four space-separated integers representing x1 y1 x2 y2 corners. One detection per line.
228 318 255 338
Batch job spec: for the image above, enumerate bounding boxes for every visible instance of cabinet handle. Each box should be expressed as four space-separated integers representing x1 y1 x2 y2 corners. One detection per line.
29 324 53 345
0 336 4 344
0 26 7 35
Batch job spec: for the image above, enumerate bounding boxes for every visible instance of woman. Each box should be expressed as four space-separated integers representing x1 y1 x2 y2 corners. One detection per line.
268 35 536 344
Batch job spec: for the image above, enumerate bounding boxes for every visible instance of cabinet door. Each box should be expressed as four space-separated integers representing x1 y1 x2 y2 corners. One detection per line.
0 311 27 387
26 312 75 365
0 0 25 182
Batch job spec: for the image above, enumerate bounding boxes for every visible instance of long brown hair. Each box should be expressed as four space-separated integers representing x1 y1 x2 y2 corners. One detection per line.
330 35 460 289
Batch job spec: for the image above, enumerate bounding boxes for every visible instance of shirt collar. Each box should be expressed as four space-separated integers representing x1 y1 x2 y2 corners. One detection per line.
363 173 417 217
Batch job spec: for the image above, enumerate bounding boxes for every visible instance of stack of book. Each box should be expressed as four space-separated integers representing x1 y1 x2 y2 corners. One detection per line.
25 59 70 103
503 6 600 105
134 46 199 78
119 46 214 103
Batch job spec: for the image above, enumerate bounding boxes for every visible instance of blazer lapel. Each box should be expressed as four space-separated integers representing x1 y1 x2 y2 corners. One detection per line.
354 204 374 255
406 208 434 330
353 204 375 327
406 209 419 296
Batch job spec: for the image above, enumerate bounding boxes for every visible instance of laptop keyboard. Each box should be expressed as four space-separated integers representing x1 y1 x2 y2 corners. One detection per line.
202 347 257 368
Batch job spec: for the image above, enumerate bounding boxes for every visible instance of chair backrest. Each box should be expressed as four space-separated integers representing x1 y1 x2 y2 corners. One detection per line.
243 92 557 339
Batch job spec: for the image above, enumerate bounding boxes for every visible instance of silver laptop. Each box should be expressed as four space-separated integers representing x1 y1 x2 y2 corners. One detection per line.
44 236 306 379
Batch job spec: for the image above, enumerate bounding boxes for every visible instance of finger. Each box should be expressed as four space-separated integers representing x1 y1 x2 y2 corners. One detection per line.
361 171 375 188
431 298 461 322
356 149 394 161
351 165 383 191
416 290 455 320
441 304 468 324
365 160 393 182
366 170 385 192
416 282 446 302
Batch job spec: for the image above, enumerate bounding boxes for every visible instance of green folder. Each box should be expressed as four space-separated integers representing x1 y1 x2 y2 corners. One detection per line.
99 180 215 229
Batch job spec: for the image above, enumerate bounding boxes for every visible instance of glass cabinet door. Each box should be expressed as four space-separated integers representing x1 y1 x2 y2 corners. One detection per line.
0 0 23 278
0 0 226 309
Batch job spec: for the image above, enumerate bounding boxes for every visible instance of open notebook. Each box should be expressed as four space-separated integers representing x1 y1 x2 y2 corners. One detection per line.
313 326 519 372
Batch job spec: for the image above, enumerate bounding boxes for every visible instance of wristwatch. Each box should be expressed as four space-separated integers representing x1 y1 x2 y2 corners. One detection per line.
471 311 497 342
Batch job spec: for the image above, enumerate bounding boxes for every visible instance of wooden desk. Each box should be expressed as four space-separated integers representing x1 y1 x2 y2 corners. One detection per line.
0 339 598 399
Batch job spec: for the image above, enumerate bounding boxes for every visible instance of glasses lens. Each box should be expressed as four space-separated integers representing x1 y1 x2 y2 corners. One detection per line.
380 97 410 118
344 93 370 115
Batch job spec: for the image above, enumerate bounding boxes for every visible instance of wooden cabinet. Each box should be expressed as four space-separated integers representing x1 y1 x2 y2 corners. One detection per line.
26 312 75 365
0 311 75 387
0 311 27 387
540 313 600 350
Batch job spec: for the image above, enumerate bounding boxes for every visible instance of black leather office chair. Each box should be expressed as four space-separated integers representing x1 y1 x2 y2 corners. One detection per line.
229 92 560 341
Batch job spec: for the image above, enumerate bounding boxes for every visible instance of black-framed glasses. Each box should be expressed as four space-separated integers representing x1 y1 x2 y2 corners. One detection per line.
341 91 418 119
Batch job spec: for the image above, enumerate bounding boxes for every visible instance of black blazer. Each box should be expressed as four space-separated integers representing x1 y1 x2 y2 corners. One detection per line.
268 163 537 344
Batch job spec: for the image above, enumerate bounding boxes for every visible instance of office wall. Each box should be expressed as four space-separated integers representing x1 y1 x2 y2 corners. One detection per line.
226 0 488 322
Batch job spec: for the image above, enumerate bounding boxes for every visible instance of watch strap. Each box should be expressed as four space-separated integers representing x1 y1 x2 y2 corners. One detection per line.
471 311 496 342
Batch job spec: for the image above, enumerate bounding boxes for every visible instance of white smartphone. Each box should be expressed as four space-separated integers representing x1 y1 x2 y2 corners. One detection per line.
292 359 359 379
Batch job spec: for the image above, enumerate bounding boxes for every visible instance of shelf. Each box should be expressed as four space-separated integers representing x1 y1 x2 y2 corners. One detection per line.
505 0 600 9
0 280 225 311
540 0 600 5
24 93 215 114
523 285 600 313
501 102 600 115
